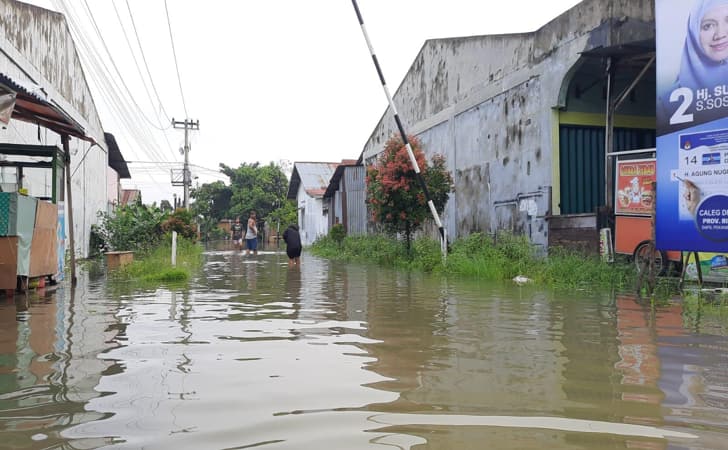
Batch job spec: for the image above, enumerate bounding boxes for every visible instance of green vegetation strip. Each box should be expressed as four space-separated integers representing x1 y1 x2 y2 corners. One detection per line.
111 238 203 284
312 232 637 290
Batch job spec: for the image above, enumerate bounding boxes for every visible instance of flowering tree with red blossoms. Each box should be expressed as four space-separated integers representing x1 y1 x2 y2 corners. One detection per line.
366 135 453 247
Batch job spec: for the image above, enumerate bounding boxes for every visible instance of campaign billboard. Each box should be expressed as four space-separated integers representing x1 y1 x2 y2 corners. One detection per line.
656 0 728 251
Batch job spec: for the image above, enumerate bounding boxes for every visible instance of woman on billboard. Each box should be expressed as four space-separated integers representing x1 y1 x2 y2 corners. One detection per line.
679 0 728 91
661 0 728 132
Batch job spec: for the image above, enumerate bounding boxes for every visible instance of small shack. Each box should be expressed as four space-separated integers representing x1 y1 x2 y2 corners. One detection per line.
0 192 60 290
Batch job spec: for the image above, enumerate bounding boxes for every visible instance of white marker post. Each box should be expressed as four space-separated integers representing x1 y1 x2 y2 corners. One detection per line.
171 231 177 267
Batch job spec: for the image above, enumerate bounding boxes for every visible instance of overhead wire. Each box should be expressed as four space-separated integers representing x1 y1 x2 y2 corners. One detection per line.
49 0 193 200
53 0 174 174
81 0 175 133
164 0 189 118
125 0 172 124
54 0 168 164
110 0 177 160
64 0 168 164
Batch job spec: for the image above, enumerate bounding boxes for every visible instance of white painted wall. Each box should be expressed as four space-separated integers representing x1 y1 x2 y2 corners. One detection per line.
296 185 328 247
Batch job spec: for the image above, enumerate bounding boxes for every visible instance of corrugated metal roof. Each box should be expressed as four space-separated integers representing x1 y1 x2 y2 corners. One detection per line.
120 189 141 205
287 162 339 199
323 160 360 199
0 72 89 141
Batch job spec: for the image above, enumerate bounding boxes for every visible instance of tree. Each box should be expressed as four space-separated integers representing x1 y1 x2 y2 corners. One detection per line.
219 162 289 221
366 135 453 248
190 181 232 222
267 199 298 229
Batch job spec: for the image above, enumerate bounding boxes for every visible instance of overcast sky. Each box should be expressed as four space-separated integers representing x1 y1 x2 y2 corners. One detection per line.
22 0 581 204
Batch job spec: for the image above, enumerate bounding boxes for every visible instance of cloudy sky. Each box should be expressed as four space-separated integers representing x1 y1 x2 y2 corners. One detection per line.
23 0 581 204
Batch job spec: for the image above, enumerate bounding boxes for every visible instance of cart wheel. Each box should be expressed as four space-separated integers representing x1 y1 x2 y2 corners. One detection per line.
633 240 667 276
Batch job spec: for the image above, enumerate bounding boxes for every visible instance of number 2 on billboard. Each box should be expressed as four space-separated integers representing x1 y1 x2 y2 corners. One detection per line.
670 87 694 125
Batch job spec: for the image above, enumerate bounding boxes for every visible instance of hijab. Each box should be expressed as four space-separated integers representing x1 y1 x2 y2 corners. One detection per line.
679 0 728 91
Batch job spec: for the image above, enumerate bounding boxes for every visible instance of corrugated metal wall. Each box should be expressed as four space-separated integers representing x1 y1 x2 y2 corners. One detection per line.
333 191 343 226
343 166 367 235
559 126 656 215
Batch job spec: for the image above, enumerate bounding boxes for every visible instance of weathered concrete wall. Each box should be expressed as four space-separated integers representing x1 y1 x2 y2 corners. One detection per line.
0 0 109 258
360 0 655 248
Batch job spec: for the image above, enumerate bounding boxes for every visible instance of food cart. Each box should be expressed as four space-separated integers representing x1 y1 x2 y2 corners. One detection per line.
613 153 682 274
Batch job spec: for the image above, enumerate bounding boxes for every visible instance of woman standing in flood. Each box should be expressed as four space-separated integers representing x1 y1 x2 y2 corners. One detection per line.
245 210 258 256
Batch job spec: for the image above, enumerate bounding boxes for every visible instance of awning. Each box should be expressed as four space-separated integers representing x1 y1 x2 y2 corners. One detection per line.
0 72 90 141
104 132 131 179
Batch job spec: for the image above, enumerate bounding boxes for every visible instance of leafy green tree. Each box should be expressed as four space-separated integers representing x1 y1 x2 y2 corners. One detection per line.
190 181 232 221
219 162 288 221
267 199 298 230
366 135 453 248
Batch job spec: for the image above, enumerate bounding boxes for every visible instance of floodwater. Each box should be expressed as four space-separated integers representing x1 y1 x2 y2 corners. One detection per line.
0 243 727 449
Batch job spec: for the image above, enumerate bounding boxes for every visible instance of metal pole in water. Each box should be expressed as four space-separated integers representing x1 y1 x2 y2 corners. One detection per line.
171 231 177 267
350 0 447 257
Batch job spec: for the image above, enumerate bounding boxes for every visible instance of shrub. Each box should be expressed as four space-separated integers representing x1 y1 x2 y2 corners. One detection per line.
96 203 166 253
161 208 197 240
329 223 346 246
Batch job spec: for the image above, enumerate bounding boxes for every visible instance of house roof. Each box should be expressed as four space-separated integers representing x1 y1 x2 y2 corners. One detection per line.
120 189 141 205
286 162 340 200
323 160 360 199
104 133 131 179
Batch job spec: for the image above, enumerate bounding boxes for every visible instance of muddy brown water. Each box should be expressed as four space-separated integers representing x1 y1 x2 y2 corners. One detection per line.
0 243 727 449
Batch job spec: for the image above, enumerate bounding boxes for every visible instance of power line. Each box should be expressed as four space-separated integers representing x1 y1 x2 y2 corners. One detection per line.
80 0 172 132
110 0 177 161
111 0 167 130
164 0 188 118
125 0 172 124
54 0 173 168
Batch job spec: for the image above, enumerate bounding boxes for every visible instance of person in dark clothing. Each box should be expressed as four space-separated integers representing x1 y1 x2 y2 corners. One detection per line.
230 217 243 250
282 224 302 266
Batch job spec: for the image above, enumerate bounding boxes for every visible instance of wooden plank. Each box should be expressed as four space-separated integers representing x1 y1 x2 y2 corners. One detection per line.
29 200 58 277
0 236 18 289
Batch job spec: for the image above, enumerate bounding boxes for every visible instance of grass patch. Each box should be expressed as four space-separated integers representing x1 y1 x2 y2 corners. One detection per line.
111 237 202 285
311 232 639 290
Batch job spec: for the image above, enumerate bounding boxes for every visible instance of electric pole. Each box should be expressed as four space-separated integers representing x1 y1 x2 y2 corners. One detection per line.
172 118 200 208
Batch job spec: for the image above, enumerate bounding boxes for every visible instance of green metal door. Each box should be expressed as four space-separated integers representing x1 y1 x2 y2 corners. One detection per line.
559 126 655 214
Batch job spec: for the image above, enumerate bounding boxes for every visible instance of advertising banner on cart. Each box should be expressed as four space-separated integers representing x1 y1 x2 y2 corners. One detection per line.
615 159 656 216
656 0 728 251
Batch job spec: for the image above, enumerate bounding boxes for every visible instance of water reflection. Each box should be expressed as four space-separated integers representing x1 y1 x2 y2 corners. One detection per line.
0 244 726 449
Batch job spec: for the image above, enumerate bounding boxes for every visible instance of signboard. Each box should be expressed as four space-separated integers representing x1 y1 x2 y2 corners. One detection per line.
656 0 728 252
615 159 656 216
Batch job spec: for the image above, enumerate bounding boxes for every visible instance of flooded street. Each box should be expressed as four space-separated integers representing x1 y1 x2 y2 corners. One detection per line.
1 244 727 449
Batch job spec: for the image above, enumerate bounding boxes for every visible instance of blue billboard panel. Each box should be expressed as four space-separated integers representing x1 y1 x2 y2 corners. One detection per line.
656 0 728 251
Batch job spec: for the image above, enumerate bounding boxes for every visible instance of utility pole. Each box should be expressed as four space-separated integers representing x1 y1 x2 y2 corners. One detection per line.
172 118 200 208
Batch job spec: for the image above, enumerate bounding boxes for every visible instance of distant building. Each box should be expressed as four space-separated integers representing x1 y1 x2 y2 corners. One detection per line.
323 160 366 236
287 162 339 246
105 133 131 211
359 0 656 253
120 189 141 206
